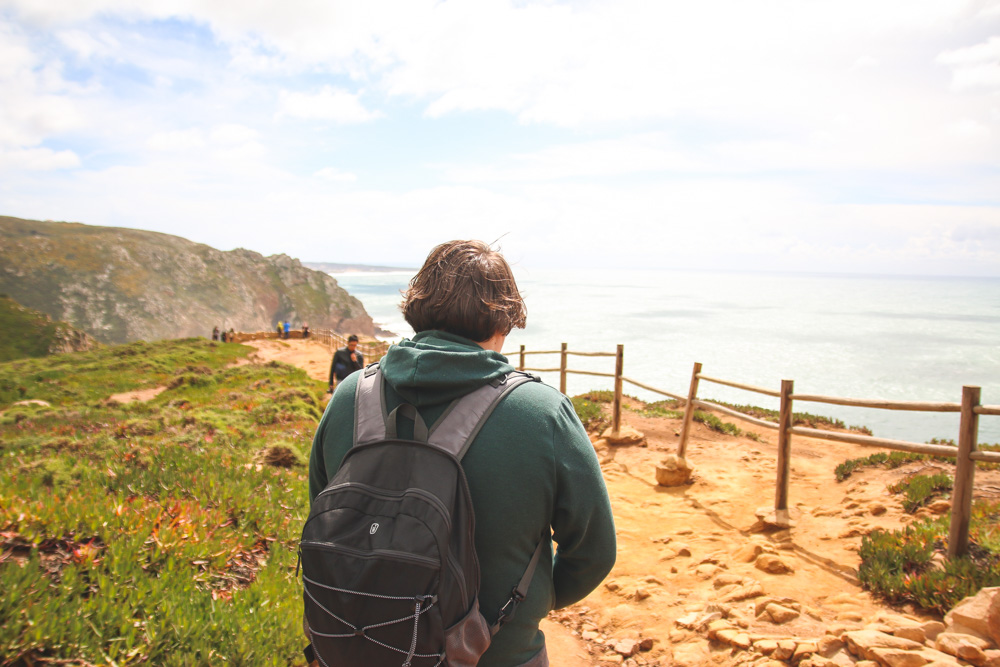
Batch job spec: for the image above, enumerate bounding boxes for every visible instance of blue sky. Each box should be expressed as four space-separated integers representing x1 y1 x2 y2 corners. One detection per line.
1 0 998 275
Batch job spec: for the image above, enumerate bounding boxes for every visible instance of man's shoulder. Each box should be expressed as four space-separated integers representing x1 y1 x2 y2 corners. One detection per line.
496 376 574 420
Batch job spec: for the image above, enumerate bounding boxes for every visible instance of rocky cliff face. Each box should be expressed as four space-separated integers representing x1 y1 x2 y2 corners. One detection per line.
0 216 374 344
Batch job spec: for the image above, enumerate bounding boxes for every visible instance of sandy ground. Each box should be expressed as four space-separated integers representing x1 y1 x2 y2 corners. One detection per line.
244 337 998 666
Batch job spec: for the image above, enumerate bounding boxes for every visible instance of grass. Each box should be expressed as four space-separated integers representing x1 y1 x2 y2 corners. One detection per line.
0 338 324 665
858 500 1000 614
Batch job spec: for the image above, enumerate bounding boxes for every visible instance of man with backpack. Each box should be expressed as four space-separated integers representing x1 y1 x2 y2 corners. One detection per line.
303 240 616 667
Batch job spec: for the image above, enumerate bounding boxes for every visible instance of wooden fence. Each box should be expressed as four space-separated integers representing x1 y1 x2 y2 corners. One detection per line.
507 343 626 434
507 343 999 558
226 328 390 362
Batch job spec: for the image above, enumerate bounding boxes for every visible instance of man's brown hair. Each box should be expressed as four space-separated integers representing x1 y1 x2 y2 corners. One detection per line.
402 240 527 342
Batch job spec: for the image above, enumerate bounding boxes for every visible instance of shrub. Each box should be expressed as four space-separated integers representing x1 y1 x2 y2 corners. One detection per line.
571 395 606 431
858 504 1000 614
835 450 934 481
693 411 743 437
888 473 953 513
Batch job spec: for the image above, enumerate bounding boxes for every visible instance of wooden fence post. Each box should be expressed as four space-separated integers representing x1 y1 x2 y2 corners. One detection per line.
775 379 794 512
519 345 525 371
612 344 624 435
677 362 702 458
560 342 568 395
948 385 981 558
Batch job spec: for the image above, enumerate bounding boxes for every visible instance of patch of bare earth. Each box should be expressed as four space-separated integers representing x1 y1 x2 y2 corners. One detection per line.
107 386 167 403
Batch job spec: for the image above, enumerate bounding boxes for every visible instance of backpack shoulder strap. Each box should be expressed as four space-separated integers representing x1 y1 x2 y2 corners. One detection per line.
353 363 387 446
427 371 539 459
354 363 430 445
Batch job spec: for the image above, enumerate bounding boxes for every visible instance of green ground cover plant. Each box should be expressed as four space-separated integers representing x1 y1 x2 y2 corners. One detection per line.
888 473 954 513
571 395 607 430
0 339 324 665
858 501 1000 614
835 442 1000 482
627 399 762 440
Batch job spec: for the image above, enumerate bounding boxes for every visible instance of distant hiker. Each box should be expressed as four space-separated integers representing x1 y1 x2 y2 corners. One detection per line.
302 323 310 338
304 240 616 666
228 328 235 341
276 321 283 339
212 326 219 341
220 329 228 343
327 334 363 392
284 320 291 339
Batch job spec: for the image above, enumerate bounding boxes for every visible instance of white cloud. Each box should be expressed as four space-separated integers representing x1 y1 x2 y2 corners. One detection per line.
277 86 382 123
440 134 696 183
209 123 258 144
937 37 1000 90
314 167 357 183
146 128 205 151
56 28 120 60
0 1 998 276
0 146 80 170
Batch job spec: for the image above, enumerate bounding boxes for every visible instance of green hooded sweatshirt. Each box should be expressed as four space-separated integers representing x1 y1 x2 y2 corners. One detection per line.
308 330 616 667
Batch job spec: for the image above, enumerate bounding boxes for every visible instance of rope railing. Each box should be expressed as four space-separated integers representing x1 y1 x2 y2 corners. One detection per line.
675 361 994 559
508 341 996 559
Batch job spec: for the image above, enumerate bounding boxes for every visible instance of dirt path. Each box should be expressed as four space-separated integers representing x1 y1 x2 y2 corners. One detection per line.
247 338 995 666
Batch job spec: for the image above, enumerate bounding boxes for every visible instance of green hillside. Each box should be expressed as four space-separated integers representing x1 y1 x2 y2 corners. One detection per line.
0 338 320 664
0 295 96 362
0 216 374 344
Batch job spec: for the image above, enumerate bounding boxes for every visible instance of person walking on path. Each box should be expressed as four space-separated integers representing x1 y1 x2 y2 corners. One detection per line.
284 320 291 339
327 334 363 392
308 240 616 666
276 321 283 338
212 326 219 341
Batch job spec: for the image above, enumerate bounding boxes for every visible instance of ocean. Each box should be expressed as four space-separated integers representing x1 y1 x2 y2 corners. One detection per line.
330 268 1000 445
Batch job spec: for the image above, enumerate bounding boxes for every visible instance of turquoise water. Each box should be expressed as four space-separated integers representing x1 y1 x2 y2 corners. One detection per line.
330 269 1000 444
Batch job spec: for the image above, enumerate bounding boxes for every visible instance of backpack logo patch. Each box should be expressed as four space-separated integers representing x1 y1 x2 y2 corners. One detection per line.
369 522 379 535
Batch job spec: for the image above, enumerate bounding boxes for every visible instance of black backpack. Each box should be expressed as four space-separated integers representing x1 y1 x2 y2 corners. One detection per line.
300 364 543 667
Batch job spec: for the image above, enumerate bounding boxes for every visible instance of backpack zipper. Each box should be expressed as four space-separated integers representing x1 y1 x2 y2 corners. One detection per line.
301 540 440 568
316 483 453 533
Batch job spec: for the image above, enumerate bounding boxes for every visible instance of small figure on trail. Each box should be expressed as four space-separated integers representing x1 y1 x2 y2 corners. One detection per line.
305 241 616 666
212 326 219 341
328 334 363 392
228 328 235 341
220 329 228 343
284 320 291 339
302 323 309 338
276 321 283 338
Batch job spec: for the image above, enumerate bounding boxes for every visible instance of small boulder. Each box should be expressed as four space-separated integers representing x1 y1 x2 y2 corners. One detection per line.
763 603 801 624
734 543 765 563
868 648 931 667
655 455 692 486
614 639 638 657
755 554 795 574
946 588 1000 640
602 425 646 446
774 640 798 661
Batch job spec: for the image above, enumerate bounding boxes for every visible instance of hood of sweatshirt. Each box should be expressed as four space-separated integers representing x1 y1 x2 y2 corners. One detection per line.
379 330 514 406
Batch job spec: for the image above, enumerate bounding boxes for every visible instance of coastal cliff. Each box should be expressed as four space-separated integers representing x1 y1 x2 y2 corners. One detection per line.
0 216 374 344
